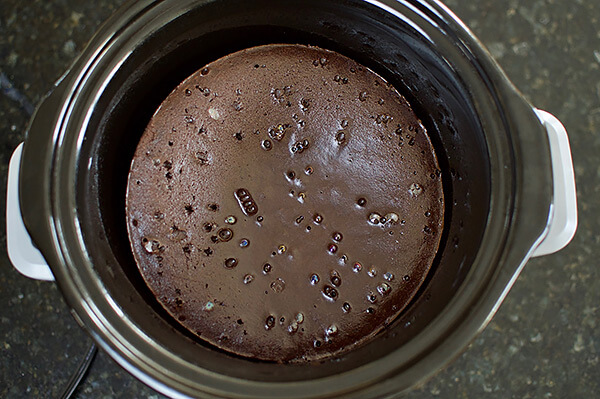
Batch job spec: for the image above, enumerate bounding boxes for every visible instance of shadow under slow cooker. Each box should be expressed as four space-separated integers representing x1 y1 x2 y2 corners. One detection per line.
76 0 490 382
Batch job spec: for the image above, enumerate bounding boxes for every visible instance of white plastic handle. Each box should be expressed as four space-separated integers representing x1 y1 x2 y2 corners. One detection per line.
4 109 577 279
531 110 578 257
6 143 55 281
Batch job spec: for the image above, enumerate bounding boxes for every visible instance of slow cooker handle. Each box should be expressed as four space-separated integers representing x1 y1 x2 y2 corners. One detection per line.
6 109 576 277
6 143 54 281
531 109 578 257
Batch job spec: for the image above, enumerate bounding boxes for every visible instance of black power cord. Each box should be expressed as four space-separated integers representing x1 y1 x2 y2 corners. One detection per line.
58 343 98 399
2 71 99 399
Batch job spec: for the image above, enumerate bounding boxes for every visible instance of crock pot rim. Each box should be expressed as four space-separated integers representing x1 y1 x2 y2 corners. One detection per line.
18 0 552 397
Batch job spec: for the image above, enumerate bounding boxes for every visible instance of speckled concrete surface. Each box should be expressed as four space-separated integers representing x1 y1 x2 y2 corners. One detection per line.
0 0 598 398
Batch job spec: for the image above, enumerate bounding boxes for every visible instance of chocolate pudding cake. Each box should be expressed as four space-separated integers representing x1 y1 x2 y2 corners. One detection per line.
126 44 444 362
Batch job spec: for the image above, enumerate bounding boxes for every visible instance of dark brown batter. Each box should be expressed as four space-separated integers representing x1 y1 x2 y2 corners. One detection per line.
126 44 444 362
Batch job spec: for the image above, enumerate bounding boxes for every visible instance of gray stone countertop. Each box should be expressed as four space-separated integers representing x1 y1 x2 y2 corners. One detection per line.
0 0 598 397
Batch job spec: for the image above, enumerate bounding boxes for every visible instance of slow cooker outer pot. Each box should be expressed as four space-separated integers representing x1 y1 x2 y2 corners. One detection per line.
19 0 553 397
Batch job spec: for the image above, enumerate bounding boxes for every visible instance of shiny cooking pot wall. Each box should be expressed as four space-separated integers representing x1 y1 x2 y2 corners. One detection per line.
75 0 489 381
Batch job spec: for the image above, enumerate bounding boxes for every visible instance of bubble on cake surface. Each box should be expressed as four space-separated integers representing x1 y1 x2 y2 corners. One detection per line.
224 258 238 269
367 292 378 303
291 139 309 154
368 213 381 225
375 114 393 125
322 285 338 301
286 170 296 180
261 139 273 151
217 228 233 242
265 315 276 330
352 262 363 273
243 274 254 284
288 322 298 334
168 226 188 242
270 278 286 293
409 183 423 197
330 271 342 287
384 272 395 282
142 238 164 254
263 263 272 274
271 87 284 102
208 108 220 120
300 98 311 112
310 274 320 285
384 212 399 224
377 283 391 296
325 324 338 336
268 124 287 141
234 188 258 216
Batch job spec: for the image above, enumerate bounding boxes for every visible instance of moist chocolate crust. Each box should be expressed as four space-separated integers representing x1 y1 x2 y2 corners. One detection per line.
126 44 444 363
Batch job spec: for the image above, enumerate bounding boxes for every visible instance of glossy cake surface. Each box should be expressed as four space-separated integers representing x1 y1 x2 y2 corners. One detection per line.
126 44 444 362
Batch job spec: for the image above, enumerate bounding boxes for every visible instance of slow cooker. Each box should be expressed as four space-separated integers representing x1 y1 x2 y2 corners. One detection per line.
6 0 577 398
